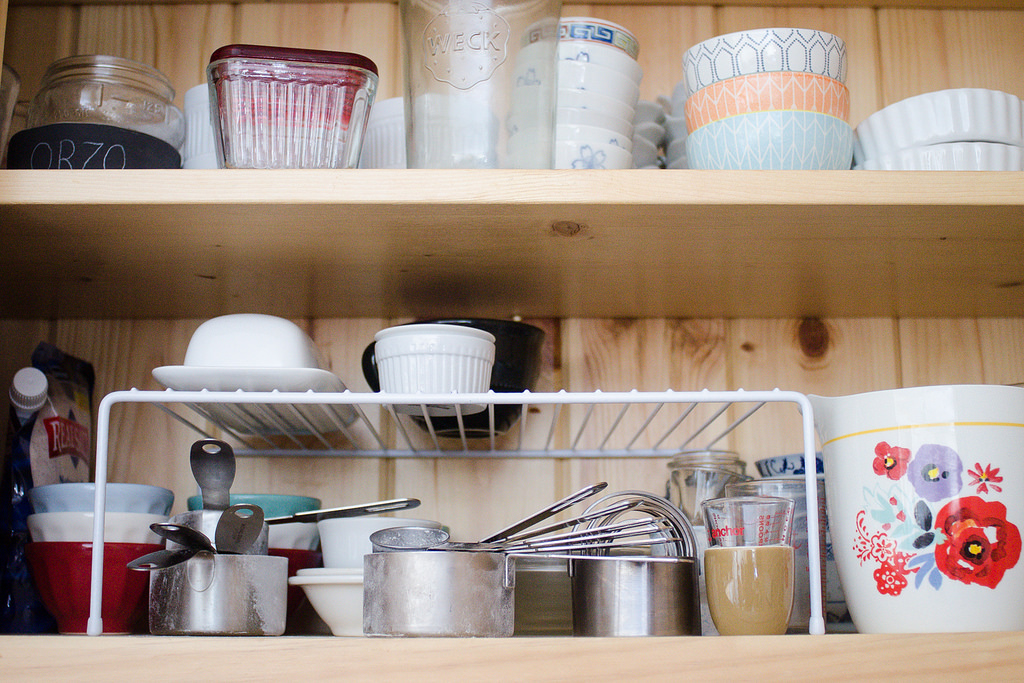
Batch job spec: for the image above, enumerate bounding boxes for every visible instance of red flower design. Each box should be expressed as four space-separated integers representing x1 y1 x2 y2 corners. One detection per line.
873 551 915 596
967 463 1003 495
873 442 912 480
934 496 1022 589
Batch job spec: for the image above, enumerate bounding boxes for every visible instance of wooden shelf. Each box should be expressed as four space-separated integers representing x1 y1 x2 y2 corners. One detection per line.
8 0 1024 9
2 633 1023 679
2 169 1022 320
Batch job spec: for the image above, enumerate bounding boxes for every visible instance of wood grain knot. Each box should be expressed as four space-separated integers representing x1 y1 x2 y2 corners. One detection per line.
797 318 830 358
551 221 588 237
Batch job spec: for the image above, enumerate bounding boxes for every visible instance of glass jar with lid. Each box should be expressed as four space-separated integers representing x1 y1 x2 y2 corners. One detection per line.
665 449 749 523
10 54 185 169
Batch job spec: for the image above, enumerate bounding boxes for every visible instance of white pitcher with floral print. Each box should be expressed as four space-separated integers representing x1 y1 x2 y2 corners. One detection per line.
809 385 1024 633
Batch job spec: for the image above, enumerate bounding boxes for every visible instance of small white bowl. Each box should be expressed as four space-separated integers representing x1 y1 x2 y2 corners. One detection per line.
557 60 640 110
854 141 1024 171
663 114 689 143
671 79 688 116
183 83 217 169
557 105 633 138
665 152 688 170
372 324 495 408
269 522 320 551
557 88 636 125
853 88 1024 164
555 139 633 169
559 16 640 61
317 516 444 568
27 511 167 544
182 314 323 369
682 27 848 99
634 100 666 126
289 571 364 636
28 482 174 515
558 40 642 84
631 134 660 168
754 452 825 477
556 123 633 152
359 96 405 169
633 121 665 148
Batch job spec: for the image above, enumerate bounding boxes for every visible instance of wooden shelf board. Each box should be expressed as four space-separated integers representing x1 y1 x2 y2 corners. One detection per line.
8 0 1024 9
2 633 1023 679
2 170 1022 320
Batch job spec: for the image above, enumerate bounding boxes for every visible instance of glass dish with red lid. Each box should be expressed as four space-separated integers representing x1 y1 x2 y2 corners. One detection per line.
207 44 379 169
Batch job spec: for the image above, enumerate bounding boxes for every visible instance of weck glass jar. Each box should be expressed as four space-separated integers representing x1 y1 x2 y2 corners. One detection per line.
10 55 185 168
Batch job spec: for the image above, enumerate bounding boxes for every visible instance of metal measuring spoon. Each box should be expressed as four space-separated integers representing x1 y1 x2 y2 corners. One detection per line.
190 438 235 511
214 503 265 554
127 547 199 571
265 497 421 525
150 521 216 553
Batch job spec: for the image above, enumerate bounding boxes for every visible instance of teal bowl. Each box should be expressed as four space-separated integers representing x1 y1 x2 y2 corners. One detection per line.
187 493 321 518
686 110 853 170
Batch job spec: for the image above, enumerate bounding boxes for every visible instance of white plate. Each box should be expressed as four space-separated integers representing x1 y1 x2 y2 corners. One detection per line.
152 365 354 435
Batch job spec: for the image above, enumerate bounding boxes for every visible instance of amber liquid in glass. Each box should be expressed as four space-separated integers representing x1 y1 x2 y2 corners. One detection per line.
704 545 794 635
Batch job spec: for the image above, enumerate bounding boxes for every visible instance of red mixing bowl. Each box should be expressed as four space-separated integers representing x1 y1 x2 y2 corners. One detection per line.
25 541 160 634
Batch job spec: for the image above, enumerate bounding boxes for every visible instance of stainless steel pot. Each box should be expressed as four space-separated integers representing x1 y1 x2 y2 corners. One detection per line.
363 550 515 637
569 555 700 636
148 552 287 635
514 555 572 636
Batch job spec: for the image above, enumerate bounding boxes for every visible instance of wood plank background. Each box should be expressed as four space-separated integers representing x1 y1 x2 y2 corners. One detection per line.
3 2 1024 538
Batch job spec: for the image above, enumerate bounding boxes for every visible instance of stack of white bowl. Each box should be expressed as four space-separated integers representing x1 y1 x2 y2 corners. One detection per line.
680 27 852 170
661 80 689 168
555 17 642 169
853 88 1024 170
632 100 666 168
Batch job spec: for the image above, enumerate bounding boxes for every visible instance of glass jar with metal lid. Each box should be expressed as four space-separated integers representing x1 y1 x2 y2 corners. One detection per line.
28 54 184 149
666 449 750 523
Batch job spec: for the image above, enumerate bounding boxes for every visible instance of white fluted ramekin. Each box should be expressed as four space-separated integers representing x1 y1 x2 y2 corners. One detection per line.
853 88 1024 165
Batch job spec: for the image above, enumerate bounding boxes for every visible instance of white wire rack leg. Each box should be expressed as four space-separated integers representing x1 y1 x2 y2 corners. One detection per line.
87 391 115 636
85 387 825 636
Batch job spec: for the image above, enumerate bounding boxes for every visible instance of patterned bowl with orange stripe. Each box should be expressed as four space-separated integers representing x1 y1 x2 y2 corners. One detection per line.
685 71 850 133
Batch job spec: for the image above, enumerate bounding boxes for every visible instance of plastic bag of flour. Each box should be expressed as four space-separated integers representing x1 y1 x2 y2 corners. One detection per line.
0 342 94 632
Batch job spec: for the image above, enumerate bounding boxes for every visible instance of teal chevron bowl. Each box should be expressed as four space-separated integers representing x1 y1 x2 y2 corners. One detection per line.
686 110 853 170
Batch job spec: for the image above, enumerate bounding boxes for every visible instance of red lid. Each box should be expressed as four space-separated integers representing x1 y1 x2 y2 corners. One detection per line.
209 44 378 76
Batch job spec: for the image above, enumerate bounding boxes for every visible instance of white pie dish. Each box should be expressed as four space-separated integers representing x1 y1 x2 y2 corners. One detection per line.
853 88 1024 164
854 141 1024 170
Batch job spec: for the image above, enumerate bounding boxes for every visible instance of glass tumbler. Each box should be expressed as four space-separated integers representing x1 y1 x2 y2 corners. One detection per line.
400 0 562 168
701 495 796 635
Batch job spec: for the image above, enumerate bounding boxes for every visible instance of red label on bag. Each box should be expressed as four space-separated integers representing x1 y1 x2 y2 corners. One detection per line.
43 415 90 463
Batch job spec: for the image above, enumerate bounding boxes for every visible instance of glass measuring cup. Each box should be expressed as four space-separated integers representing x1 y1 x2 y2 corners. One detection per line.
700 495 795 635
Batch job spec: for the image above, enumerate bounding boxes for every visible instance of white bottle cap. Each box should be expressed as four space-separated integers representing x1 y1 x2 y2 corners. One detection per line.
10 367 47 412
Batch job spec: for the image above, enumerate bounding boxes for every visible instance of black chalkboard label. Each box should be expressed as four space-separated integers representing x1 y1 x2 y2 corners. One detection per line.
7 123 182 169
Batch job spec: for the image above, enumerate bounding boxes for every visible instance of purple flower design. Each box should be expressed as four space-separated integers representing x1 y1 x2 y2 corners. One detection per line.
907 444 963 502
